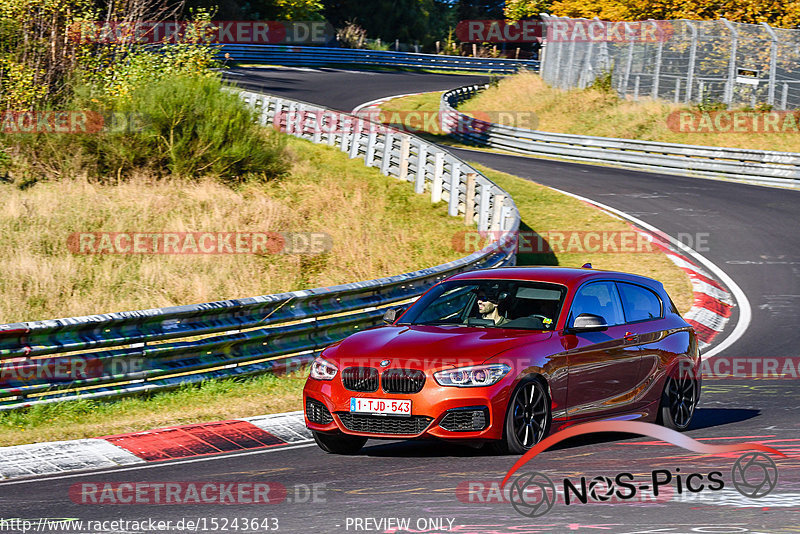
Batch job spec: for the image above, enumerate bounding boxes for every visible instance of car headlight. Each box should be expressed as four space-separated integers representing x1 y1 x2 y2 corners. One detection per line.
434 364 511 387
310 357 338 381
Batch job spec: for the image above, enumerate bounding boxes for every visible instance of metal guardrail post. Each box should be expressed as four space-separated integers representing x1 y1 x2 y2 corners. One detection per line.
761 22 779 108
465 173 476 225
399 136 411 180
478 181 491 232
432 152 444 203
349 119 362 158
415 143 427 193
449 161 462 216
365 132 378 166
381 132 394 175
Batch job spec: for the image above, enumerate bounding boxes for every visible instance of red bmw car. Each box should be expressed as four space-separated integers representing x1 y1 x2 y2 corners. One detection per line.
303 267 700 454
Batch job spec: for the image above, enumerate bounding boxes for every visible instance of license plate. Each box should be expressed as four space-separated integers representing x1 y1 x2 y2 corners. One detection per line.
350 397 411 417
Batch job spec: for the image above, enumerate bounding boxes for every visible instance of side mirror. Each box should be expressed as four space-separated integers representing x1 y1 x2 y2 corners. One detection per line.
382 305 408 325
569 313 608 333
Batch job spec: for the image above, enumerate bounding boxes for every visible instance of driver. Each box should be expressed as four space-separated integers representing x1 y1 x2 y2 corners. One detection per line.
476 291 510 326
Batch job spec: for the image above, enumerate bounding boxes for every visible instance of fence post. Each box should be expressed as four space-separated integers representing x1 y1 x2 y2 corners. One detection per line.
465 173 476 225
761 22 779 107
651 20 664 99
579 21 598 89
564 22 577 89
633 75 640 101
432 152 444 203
720 18 738 107
449 161 462 216
399 136 411 180
685 21 698 103
674 79 681 103
552 17 565 87
781 83 789 109
621 22 635 96
415 143 427 194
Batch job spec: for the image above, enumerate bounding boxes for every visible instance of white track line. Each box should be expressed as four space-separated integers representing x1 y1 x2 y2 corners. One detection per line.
351 92 429 115
0 442 316 486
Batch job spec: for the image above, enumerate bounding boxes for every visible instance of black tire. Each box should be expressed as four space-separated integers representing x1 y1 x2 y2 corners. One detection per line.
492 377 551 455
657 363 698 431
312 431 367 454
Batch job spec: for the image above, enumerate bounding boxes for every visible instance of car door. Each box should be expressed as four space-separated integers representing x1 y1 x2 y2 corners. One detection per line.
615 281 667 404
563 281 643 420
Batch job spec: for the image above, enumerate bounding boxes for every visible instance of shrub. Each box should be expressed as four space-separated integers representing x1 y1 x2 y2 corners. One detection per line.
4 75 288 185
100 75 288 183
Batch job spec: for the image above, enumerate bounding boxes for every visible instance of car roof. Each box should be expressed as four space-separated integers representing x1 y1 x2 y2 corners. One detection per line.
447 266 664 291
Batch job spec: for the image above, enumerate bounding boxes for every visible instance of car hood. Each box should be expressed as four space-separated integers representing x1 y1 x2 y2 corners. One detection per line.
323 325 552 371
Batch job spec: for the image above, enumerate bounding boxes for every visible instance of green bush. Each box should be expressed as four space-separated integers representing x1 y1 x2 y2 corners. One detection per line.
102 75 288 182
4 75 288 186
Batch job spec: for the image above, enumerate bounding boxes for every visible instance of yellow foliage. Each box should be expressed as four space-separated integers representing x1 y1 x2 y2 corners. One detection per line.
506 0 800 28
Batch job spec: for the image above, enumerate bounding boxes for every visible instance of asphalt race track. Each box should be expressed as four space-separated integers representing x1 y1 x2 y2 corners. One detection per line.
2 67 799 534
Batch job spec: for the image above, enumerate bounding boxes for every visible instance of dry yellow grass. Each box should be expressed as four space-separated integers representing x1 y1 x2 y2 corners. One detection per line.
0 136 467 324
460 71 800 152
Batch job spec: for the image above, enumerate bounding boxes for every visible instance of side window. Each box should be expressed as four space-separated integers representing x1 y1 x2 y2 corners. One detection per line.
569 282 625 327
617 282 663 323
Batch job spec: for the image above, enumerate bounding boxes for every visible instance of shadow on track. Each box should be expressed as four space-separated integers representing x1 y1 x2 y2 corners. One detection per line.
358 408 760 457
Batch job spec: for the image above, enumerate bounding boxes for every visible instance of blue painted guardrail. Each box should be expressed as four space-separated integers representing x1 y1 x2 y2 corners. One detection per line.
215 44 539 73
0 88 521 410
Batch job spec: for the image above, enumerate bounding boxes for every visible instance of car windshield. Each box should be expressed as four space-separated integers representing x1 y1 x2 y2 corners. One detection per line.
401 280 566 330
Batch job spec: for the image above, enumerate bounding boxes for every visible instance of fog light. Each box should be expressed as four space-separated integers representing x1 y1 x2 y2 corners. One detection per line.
439 407 489 432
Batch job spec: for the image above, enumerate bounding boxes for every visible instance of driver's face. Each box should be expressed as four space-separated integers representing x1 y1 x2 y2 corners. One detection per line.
477 297 496 314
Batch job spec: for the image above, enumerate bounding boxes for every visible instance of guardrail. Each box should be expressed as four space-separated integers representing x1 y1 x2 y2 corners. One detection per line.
0 89 520 411
441 84 800 188
216 44 539 73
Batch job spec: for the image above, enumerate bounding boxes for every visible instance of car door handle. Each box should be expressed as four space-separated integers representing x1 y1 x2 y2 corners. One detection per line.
624 332 639 342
